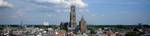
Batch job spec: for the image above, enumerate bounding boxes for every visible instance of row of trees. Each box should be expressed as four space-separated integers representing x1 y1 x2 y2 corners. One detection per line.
87 24 150 29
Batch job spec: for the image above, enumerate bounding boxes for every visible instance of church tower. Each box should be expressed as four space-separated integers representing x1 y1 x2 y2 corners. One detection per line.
79 16 87 33
70 5 77 28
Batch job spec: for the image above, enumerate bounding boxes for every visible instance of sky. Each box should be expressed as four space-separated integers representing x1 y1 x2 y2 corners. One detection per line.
0 0 150 25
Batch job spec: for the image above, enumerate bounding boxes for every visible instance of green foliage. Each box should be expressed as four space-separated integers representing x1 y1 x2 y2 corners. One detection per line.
89 28 96 34
59 25 68 31
0 27 3 30
125 32 140 36
87 25 150 30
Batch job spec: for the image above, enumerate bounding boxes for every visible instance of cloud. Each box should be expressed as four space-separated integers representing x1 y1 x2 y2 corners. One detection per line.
9 10 24 19
0 13 13 19
0 0 14 8
31 0 87 8
16 10 24 17
36 0 69 4
89 0 150 5
71 0 87 8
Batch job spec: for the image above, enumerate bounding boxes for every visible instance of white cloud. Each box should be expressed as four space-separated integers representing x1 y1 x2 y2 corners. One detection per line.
0 0 14 8
10 10 24 19
34 0 87 8
89 0 150 5
71 0 87 8
16 10 24 17
36 0 69 4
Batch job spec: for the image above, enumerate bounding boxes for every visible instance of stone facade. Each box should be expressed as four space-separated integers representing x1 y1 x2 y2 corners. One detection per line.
70 5 77 29
79 17 87 33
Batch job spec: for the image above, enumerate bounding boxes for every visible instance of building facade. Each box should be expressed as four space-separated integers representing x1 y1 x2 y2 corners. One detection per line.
70 5 77 29
79 17 87 33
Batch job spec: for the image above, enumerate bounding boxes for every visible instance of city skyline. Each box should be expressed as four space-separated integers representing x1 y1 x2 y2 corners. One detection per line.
0 0 150 25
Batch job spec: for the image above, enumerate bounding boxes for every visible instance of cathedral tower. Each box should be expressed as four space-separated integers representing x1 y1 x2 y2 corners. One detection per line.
70 5 77 28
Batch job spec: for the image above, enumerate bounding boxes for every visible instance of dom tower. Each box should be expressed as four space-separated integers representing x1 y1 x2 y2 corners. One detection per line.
70 5 77 29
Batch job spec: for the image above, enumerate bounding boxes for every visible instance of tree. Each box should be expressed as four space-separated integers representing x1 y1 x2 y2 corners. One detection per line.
125 32 140 36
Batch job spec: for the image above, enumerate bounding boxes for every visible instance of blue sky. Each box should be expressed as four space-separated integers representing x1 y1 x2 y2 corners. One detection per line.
0 0 150 25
